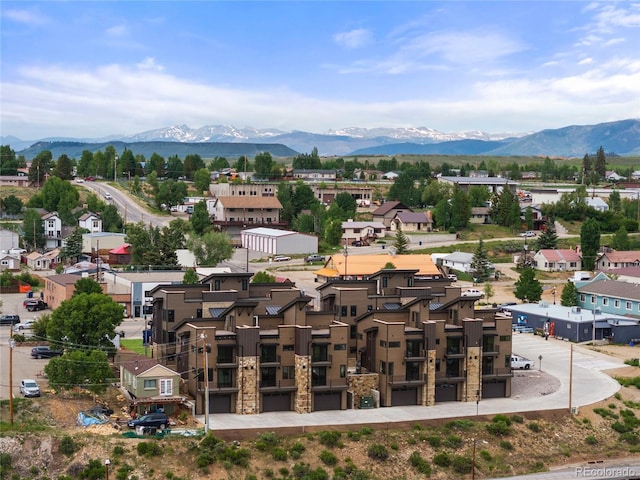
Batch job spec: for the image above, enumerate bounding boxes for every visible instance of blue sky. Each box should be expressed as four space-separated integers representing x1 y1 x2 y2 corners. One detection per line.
1 1 639 140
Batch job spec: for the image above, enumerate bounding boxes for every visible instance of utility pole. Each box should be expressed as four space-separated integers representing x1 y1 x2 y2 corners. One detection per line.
201 333 210 433
9 325 15 425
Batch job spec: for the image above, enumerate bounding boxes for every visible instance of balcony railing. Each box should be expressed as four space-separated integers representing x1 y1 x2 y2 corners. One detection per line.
435 371 465 381
216 355 238 367
259 379 296 390
260 354 281 366
311 378 348 391
482 367 512 378
198 380 237 392
444 350 465 358
404 349 426 361
311 354 332 365
388 374 427 386
482 344 500 356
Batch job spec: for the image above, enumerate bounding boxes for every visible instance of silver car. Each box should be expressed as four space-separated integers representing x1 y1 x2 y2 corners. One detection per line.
20 379 40 397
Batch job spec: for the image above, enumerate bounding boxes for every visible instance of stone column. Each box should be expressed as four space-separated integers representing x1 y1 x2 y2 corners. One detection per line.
423 350 436 406
236 356 259 414
465 347 481 402
294 354 312 413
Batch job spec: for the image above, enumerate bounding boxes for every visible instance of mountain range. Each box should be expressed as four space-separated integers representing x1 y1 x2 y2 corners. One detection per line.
4 119 639 159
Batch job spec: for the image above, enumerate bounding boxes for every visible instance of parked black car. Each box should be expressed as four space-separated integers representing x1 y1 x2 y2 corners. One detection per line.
25 300 47 312
128 412 169 430
0 315 20 326
31 346 63 359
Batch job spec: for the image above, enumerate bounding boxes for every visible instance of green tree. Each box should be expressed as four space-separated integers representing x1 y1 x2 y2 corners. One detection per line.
450 186 471 229
183 268 199 284
580 218 601 271
73 278 104 296
470 239 492 282
433 198 452 229
468 185 491 207
190 200 210 235
0 145 19 175
388 172 419 207
514 267 543 303
484 282 494 303
291 183 317 215
120 148 137 177
254 152 274 179
22 208 45 249
594 146 607 179
155 179 187 210
187 231 233 266
40 176 79 225
524 207 534 230
166 155 184 180
184 154 204 180
45 350 112 394
608 189 622 213
333 192 357 219
61 227 87 263
323 218 344 246
100 204 124 233
77 150 94 177
52 154 74 180
560 281 579 306
210 156 230 170
1 194 23 215
536 223 559 250
393 226 409 254
29 150 53 185
422 180 451 207
47 293 123 351
611 226 630 251
193 168 211 193
251 271 276 283
277 183 294 224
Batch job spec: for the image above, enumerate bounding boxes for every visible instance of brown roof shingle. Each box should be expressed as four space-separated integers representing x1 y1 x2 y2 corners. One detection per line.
216 196 282 209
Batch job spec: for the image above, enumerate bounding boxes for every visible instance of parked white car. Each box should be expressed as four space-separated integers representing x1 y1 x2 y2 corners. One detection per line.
273 255 291 262
16 319 36 331
462 288 484 297
20 379 40 397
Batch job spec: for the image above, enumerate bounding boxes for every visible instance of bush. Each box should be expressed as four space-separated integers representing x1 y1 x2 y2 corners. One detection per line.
479 449 492 461
408 451 431 475
433 451 451 467
500 440 514 451
137 441 162 457
112 445 125 456
272 447 287 461
620 432 640 445
444 434 463 449
59 436 78 456
528 422 541 432
290 442 306 454
256 432 280 451
318 431 342 448
319 450 338 466
452 455 473 475
612 421 633 434
486 415 513 436
367 444 389 461
445 419 475 430
425 435 442 448
492 414 512 426
585 435 598 445
510 414 524 424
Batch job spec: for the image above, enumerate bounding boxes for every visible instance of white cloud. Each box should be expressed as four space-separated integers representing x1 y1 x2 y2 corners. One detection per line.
578 58 593 65
137 57 164 72
106 24 128 37
2 8 49 26
333 28 372 49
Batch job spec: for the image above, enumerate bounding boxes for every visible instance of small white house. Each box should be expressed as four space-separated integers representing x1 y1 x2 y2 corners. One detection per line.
441 252 475 273
0 255 20 271
42 212 63 249
78 212 102 233
586 197 609 212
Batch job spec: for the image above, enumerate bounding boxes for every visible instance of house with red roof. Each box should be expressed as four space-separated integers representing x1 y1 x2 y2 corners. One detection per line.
533 249 582 272
596 251 640 271
109 244 132 265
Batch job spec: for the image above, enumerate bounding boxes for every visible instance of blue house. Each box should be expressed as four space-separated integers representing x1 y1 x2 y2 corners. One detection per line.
577 278 640 318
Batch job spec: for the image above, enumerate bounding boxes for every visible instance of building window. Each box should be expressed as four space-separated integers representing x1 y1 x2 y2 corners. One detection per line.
499 335 511 342
350 325 357 339
261 367 277 387
626 301 632 310
283 344 294 351
603 298 609 306
196 309 202 317
389 341 400 348
143 379 157 390
312 366 326 386
590 295 596 304
614 300 620 308
504 355 511 368
334 344 347 351
379 361 386 374
282 366 295 380
341 306 347 317
218 346 234 364
214 280 221 291
406 362 421 381
241 279 248 290
350 305 357 317
340 365 346 378
382 277 388 288
435 359 441 372
261 345 278 363
312 344 328 362
159 379 173 396
580 294 586 302
167 310 175 322
380 340 387 348
218 368 233 388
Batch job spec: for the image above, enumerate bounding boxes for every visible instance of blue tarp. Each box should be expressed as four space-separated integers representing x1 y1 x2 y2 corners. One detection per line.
77 411 109 427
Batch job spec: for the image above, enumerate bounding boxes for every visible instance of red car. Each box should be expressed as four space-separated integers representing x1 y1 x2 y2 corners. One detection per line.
85 176 95 181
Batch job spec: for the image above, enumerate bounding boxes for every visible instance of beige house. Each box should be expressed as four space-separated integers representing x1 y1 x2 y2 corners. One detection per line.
371 201 411 229
390 211 432 232
596 251 640 271
533 249 582 272
341 221 386 246
25 248 60 270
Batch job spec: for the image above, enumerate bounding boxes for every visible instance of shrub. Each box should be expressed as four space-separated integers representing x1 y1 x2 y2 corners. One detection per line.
263 468 273 478
347 431 361 441
272 447 287 461
612 421 633 434
585 436 598 445
594 407 618 419
620 432 640 445
492 414 512 426
256 432 280 451
426 435 442 448
408 451 431 475
197 451 214 468
528 422 541 432
444 434 463 449
137 441 162 457
615 392 622 400
319 450 338 466
486 421 512 436
452 455 473 475
510 415 524 424
433 451 451 467
445 419 475 430
609 403 617 409
367 444 389 461
59 436 78 456
500 440 514 451
359 426 374 435
291 442 306 454
112 445 125 456
278 467 289 476
479 450 492 461
318 431 342 448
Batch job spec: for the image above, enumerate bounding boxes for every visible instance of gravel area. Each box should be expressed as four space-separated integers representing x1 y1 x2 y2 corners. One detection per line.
510 369 561 399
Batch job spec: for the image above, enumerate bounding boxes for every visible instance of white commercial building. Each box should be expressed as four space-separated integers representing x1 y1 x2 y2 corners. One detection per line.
241 227 318 256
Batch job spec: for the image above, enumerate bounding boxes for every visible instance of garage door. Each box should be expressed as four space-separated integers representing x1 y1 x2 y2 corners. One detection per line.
262 393 291 412
435 384 457 402
391 388 418 406
483 381 506 399
314 392 342 411
210 394 232 413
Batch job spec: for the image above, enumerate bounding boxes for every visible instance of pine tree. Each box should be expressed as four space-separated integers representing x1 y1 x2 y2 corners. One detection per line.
611 226 630 251
595 146 607 179
394 225 409 254
580 218 601 270
183 268 199 284
61 227 85 263
537 222 559 250
470 238 492 282
560 281 579 306
514 267 543 303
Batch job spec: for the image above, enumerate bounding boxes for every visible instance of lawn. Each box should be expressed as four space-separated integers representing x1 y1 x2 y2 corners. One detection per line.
120 338 149 356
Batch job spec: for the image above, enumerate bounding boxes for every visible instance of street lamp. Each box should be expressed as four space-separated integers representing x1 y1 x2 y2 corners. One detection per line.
343 244 348 280
104 459 110 480
114 155 118 183
552 286 557 305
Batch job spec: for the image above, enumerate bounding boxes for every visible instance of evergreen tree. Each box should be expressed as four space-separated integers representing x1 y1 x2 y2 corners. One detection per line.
611 226 630 251
52 154 74 180
190 200 210 236
470 239 492 282
450 186 471 229
22 208 45 250
61 227 86 263
580 218 601 270
536 222 559 250
393 225 410 254
1 195 23 215
514 267 543 303
560 281 579 306
183 268 199 284
594 146 607 179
